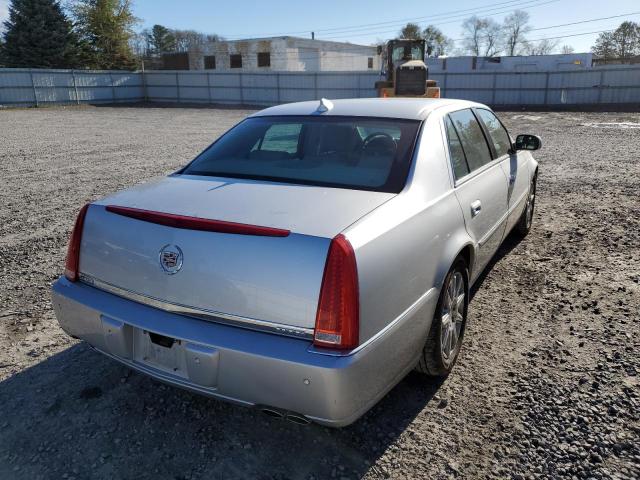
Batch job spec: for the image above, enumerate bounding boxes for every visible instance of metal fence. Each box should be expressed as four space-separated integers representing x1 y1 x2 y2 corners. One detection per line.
432 66 640 106
1 66 639 108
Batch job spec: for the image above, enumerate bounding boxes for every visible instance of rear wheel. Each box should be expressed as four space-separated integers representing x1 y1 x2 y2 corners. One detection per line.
417 258 469 377
516 173 537 236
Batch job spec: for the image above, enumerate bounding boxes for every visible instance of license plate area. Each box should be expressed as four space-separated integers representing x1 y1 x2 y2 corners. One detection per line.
134 329 188 378
132 328 220 388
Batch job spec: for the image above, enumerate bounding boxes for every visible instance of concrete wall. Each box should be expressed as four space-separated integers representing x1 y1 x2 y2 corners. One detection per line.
187 36 381 72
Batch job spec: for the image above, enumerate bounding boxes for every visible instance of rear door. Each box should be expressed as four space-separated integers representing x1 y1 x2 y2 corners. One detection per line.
474 108 530 232
445 109 509 274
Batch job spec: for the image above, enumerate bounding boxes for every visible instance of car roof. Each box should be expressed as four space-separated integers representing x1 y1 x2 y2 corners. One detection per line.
250 98 485 121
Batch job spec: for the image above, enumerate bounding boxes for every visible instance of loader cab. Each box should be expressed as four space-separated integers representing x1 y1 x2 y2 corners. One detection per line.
375 39 440 99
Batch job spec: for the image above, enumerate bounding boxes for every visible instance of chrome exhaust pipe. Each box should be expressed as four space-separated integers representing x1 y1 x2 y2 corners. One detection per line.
260 407 284 419
285 413 311 425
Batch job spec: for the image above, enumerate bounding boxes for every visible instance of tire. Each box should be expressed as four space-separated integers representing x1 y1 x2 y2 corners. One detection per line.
416 258 469 377
516 172 537 236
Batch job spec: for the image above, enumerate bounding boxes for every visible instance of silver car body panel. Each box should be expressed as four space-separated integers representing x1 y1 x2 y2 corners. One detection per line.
52 98 538 426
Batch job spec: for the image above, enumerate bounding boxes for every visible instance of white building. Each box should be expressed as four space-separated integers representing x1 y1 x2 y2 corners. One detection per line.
182 36 381 72
426 53 594 73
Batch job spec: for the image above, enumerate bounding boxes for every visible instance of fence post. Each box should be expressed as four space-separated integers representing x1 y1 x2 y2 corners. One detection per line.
442 72 448 98
491 72 497 106
276 72 281 105
314 72 318 99
239 73 244 106
207 72 212 104
141 65 148 103
597 69 605 105
109 72 116 103
30 69 39 107
543 71 550 106
71 69 80 104
176 72 180 103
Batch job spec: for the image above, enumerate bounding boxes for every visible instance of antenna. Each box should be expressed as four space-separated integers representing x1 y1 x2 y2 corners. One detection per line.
316 98 333 113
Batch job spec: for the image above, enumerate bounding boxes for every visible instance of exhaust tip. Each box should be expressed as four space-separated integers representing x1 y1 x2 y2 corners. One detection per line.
260 407 284 419
286 413 311 425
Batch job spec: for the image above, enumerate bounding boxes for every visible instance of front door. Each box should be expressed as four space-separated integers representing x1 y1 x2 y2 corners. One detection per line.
473 108 531 233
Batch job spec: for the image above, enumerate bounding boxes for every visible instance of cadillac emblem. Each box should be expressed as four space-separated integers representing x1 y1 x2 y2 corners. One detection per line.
159 244 184 274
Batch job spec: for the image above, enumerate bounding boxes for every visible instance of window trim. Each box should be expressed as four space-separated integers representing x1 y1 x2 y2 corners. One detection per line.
444 115 471 181
473 107 515 159
445 108 497 186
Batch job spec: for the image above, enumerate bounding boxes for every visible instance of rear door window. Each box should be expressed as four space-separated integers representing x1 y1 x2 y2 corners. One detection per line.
475 109 512 158
448 109 493 172
444 117 470 180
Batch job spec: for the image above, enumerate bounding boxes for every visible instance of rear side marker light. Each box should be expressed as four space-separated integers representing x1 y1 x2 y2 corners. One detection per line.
313 234 359 350
64 204 90 282
105 205 290 237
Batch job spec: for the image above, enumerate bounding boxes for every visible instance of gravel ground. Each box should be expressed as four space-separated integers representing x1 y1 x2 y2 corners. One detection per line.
0 106 638 480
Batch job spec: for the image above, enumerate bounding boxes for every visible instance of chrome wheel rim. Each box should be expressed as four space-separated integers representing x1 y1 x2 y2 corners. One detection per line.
440 271 465 367
525 179 536 228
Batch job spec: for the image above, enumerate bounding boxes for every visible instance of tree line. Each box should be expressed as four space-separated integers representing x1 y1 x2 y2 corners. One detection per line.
1 1 639 70
0 0 222 69
400 12 640 60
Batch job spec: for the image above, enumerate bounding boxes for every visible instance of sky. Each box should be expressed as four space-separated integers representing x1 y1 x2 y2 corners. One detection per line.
0 0 639 53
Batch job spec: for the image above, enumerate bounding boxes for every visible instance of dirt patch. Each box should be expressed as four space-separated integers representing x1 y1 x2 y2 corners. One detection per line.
0 106 638 479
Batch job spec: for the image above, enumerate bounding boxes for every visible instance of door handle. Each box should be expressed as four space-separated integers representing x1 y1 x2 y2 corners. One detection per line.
470 200 482 217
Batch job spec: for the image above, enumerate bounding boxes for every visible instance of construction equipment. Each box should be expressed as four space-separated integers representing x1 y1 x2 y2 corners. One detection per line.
375 39 440 99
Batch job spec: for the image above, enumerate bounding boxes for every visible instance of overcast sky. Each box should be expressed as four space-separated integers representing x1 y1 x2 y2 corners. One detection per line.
0 0 639 53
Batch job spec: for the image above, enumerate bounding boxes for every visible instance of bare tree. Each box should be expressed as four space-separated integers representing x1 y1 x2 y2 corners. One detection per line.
483 19 503 56
524 38 559 55
503 10 531 56
461 16 485 56
461 16 503 56
560 45 575 54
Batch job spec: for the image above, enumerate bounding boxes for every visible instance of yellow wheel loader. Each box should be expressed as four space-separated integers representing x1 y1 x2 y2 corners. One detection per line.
375 39 440 99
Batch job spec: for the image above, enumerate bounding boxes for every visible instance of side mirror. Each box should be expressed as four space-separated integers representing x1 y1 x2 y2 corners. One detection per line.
515 134 542 151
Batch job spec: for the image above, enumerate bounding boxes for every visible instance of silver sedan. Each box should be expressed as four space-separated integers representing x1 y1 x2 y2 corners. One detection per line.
52 98 540 427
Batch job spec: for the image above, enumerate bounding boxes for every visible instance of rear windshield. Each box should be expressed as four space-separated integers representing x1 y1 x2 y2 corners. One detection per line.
182 116 421 193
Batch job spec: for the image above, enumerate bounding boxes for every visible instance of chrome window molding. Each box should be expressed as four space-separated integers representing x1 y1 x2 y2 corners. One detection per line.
78 274 314 340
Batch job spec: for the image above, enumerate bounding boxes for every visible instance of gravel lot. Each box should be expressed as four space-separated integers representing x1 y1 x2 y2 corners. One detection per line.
0 106 638 480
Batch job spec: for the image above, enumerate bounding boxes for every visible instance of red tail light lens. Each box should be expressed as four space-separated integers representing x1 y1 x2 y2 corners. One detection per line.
64 204 89 282
313 234 359 350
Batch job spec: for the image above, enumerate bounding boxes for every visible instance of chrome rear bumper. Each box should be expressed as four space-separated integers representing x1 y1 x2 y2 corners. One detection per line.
52 277 436 427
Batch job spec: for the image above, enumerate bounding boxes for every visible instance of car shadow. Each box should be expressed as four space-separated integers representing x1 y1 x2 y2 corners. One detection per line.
470 230 524 301
0 342 443 479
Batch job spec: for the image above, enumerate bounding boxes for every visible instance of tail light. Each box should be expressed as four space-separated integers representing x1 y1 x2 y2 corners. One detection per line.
313 234 359 350
64 204 90 282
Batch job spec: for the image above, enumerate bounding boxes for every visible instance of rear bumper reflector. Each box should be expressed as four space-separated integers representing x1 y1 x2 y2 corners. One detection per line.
105 205 290 237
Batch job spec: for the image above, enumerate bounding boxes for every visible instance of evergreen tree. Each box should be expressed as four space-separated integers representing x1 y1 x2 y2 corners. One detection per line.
147 24 176 55
1 0 81 68
71 0 138 70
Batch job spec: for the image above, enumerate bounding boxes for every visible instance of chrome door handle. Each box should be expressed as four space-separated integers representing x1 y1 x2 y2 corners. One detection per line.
470 200 482 217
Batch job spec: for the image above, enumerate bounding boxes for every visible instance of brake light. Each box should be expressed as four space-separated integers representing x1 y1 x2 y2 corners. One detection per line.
105 205 290 237
313 234 359 349
64 204 89 282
